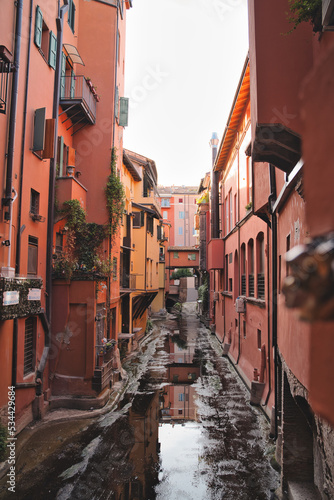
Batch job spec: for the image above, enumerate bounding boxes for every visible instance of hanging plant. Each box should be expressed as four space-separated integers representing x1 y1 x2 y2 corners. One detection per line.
105 148 125 238
54 200 108 279
286 0 322 32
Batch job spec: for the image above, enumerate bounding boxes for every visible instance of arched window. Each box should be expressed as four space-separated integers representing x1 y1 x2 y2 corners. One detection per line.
256 232 265 299
247 239 254 297
241 243 246 296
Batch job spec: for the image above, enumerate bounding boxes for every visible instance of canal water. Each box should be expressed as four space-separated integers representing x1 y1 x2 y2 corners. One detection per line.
1 304 279 499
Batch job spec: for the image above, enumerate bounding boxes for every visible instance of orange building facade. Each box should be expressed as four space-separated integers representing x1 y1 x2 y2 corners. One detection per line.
0 0 135 429
202 2 334 496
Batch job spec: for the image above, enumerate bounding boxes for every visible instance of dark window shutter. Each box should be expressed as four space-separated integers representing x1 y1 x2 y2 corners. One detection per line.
33 107 46 151
60 52 66 98
34 6 43 48
140 211 145 227
119 97 129 127
48 31 57 69
71 2 76 32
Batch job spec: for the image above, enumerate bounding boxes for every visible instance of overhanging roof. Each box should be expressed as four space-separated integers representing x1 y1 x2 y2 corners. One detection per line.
214 55 250 173
123 151 142 181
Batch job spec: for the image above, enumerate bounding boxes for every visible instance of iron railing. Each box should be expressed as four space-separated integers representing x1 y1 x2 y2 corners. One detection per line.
248 274 255 297
60 75 97 124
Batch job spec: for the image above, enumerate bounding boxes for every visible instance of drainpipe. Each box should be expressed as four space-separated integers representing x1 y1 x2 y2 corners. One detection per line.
264 223 272 406
236 136 241 364
3 0 23 272
269 163 278 440
40 0 68 394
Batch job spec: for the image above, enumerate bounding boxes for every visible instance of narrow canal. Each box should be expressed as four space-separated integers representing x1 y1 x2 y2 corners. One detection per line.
0 304 279 499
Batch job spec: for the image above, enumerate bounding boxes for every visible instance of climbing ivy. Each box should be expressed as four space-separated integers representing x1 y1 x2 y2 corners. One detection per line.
54 200 107 279
105 148 125 239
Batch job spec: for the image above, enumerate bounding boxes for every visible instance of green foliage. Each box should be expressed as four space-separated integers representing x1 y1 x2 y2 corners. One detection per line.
171 268 193 280
105 148 125 239
0 423 7 462
286 0 322 31
145 318 153 334
198 273 209 312
245 201 252 211
54 200 107 279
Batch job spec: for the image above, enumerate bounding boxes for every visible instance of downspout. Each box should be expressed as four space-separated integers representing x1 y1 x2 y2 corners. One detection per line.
269 163 278 440
264 223 272 406
39 0 68 395
108 0 120 337
3 0 23 269
236 134 241 365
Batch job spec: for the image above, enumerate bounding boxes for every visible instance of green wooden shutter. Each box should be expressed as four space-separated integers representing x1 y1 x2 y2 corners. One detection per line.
48 31 57 69
68 0 72 26
60 52 66 98
70 70 75 98
119 97 129 127
58 136 64 176
68 0 75 32
34 5 43 48
115 86 119 120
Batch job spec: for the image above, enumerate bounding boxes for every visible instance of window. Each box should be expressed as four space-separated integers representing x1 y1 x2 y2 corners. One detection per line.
286 234 291 276
178 227 183 235
234 193 237 225
257 329 262 349
229 278 233 292
179 198 183 203
161 198 170 207
241 243 246 295
179 211 184 219
28 236 38 275
229 190 233 232
225 254 229 291
119 97 129 127
112 257 117 280
147 215 154 235
34 6 57 68
173 252 179 259
225 196 229 235
178 393 184 402
163 211 168 220
55 232 63 253
133 211 144 228
188 253 196 261
30 189 40 215
248 239 254 297
68 0 76 33
246 157 252 205
243 320 246 339
256 233 265 299
24 317 35 376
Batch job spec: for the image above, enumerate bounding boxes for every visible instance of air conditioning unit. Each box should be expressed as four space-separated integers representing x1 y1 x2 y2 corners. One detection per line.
213 292 219 301
235 297 246 313
323 0 334 30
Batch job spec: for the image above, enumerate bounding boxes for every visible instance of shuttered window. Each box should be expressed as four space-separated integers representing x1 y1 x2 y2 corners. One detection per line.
119 97 129 127
115 86 119 121
28 236 38 275
48 31 57 69
60 52 66 98
68 0 76 33
34 6 43 48
24 318 35 376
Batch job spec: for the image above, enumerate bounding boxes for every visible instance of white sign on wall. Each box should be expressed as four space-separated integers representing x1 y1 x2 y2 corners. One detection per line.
3 291 20 306
28 288 41 301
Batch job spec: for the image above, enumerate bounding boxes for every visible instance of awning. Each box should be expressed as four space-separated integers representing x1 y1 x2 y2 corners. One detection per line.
63 44 85 66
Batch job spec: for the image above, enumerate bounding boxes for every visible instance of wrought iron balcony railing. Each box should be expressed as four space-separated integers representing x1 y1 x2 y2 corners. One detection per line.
60 75 97 129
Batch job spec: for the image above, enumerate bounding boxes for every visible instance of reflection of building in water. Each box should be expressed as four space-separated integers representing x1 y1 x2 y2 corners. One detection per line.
117 391 160 500
160 332 200 422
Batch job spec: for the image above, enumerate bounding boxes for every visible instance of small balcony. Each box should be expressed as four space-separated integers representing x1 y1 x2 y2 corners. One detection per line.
60 75 97 129
0 276 43 321
207 238 224 270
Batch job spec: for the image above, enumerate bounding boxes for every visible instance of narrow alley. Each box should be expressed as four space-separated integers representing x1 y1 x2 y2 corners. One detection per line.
0 305 278 499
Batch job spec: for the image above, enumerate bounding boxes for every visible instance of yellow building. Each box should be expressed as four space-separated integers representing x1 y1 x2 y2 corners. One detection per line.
120 150 164 353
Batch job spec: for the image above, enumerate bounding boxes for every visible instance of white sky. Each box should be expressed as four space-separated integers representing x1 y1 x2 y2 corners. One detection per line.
124 0 249 187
